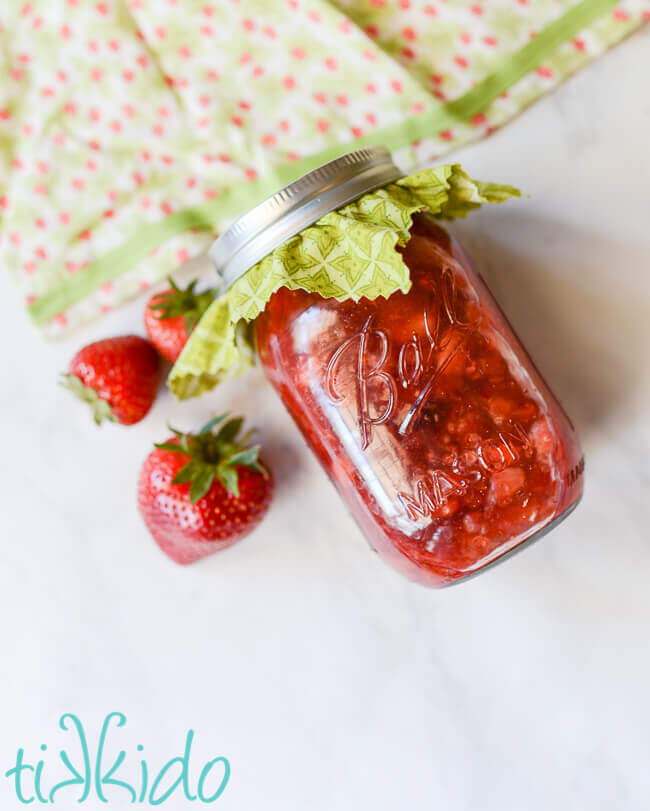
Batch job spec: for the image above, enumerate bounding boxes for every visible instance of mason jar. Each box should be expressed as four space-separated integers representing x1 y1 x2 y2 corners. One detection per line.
210 148 584 586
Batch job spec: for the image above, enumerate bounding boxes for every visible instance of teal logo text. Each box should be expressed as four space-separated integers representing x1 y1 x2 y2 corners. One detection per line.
4 713 230 805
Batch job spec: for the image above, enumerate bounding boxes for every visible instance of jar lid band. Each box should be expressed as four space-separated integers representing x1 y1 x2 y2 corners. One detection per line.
209 146 404 291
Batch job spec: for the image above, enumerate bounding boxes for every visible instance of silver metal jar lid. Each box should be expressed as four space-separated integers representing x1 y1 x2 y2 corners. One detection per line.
209 146 403 291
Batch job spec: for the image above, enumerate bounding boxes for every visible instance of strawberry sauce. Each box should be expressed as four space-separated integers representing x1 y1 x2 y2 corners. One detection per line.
255 214 583 585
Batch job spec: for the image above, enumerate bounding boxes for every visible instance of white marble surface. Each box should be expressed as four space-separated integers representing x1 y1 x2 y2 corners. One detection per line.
1 28 649 810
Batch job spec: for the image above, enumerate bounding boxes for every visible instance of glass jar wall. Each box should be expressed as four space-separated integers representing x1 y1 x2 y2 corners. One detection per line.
255 214 583 586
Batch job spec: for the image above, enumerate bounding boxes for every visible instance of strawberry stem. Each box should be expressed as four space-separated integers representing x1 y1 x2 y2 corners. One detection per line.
155 414 264 503
60 373 117 426
150 276 215 332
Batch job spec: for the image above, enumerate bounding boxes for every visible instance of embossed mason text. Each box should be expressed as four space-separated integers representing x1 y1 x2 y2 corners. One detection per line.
325 267 473 448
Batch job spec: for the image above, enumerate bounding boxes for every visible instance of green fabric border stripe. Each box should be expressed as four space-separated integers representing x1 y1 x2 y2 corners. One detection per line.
28 0 618 326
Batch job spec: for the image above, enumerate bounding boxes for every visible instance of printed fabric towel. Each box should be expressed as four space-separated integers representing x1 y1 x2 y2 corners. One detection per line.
0 0 647 337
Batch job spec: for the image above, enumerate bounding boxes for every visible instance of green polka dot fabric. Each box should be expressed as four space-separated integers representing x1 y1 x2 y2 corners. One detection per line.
0 0 647 337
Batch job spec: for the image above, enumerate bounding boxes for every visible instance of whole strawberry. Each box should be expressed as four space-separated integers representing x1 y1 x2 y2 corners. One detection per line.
61 335 161 425
144 277 215 364
138 415 273 564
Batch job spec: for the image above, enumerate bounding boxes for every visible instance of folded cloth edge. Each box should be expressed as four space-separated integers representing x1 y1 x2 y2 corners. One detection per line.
22 0 640 329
